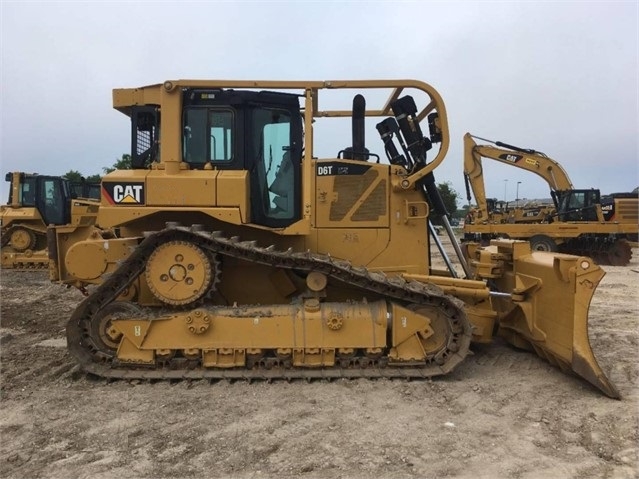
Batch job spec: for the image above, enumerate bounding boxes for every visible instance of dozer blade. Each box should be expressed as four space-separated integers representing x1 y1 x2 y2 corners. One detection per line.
485 242 620 398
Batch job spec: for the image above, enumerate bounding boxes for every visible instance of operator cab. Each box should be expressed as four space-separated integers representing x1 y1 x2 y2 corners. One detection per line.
128 89 304 229
553 189 600 222
5 173 71 225
182 89 303 228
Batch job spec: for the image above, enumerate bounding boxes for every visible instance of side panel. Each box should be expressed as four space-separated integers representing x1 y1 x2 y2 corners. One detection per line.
311 159 430 275
315 228 390 267
612 198 639 223
101 170 150 207
98 169 251 229
146 170 218 206
216 170 250 221
0 207 43 230
314 160 389 229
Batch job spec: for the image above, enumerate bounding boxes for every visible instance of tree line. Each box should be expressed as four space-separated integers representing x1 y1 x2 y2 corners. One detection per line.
63 154 132 184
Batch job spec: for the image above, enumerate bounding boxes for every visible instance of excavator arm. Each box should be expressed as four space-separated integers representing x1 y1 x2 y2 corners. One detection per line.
463 133 575 219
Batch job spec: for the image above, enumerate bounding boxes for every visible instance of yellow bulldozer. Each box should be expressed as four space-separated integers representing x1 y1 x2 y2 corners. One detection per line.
1 172 100 270
47 79 619 398
462 133 639 265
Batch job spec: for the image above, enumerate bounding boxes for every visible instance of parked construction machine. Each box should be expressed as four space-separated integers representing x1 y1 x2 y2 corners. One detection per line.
462 133 638 266
467 198 556 226
47 79 619 398
1 172 100 270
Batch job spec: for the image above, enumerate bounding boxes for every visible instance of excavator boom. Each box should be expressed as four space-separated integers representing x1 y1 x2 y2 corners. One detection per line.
462 133 638 266
463 133 574 221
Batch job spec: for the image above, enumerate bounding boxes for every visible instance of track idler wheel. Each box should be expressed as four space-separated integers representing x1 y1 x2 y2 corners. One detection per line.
10 227 36 252
145 240 219 306
91 301 143 355
408 304 463 365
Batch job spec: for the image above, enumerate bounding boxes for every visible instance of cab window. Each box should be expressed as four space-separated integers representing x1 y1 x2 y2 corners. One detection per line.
183 108 233 166
20 178 37 206
39 178 66 225
252 109 294 220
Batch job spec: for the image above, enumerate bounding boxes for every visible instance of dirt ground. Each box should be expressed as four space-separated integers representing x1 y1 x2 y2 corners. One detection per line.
1 240 638 479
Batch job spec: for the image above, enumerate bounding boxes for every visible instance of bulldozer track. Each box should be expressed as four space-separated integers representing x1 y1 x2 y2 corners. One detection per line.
0 230 11 248
1 225 42 248
67 223 473 380
2 225 50 270
6 263 49 271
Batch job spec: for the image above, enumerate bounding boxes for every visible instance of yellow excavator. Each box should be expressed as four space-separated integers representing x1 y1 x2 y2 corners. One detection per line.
1 172 100 270
47 80 619 398
462 133 638 266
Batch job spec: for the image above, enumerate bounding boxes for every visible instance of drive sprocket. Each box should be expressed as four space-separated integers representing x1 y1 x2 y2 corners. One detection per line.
9 227 37 252
145 240 220 306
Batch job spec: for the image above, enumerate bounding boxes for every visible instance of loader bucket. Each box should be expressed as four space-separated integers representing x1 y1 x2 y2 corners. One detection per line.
483 241 619 399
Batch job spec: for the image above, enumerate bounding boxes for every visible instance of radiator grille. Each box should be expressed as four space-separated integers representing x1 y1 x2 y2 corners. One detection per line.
329 170 386 222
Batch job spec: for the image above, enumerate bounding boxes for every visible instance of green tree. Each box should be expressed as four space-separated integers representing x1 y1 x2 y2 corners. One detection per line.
455 203 473 220
64 170 102 184
436 181 459 218
63 170 84 183
103 154 132 174
85 174 102 183
428 181 459 226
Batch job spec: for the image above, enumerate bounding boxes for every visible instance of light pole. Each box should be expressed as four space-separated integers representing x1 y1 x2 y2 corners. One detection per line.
516 181 522 207
504 179 508 203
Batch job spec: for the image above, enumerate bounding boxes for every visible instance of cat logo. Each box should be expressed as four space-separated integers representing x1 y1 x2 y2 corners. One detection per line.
103 182 145 205
499 153 522 163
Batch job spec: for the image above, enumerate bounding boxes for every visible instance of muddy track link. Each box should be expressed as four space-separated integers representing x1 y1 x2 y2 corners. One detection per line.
8 262 49 271
562 238 633 267
0 226 20 248
67 224 473 380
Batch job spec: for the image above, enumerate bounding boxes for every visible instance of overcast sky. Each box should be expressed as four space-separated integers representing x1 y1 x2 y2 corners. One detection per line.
1 1 637 206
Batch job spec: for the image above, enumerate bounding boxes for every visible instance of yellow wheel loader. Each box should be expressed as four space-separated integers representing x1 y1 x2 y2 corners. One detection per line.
1 172 100 270
462 134 638 266
47 80 619 398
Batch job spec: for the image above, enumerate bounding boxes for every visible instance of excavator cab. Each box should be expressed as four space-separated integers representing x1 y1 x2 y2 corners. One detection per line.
553 189 601 222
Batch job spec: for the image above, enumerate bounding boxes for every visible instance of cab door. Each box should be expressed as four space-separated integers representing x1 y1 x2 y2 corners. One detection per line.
37 177 70 225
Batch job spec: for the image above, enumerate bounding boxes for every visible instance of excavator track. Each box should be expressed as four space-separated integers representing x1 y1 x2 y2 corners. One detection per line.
67 224 473 380
561 238 633 267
